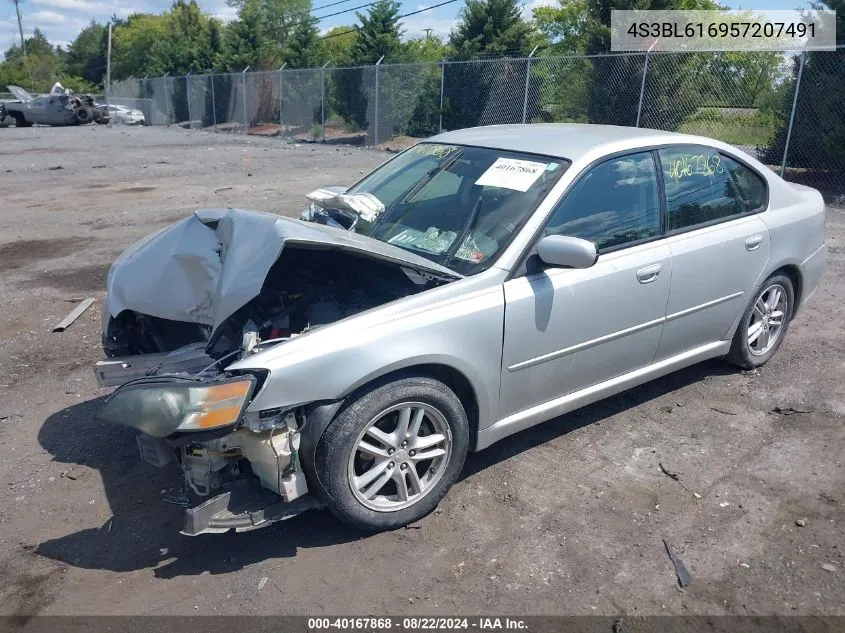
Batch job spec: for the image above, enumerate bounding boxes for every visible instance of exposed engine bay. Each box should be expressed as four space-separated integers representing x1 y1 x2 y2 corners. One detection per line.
95 207 457 534
102 246 425 359
207 246 431 356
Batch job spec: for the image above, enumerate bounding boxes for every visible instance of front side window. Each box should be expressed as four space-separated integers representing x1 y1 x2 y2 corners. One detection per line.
544 151 660 251
348 143 569 275
658 147 764 231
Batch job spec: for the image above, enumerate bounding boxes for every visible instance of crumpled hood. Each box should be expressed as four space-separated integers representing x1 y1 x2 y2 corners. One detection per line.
105 208 460 332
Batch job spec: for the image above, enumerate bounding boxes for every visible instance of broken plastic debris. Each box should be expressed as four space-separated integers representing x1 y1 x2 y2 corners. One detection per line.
306 188 385 223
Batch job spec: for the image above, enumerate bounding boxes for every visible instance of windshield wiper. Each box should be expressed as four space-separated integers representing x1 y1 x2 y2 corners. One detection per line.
439 195 484 266
371 150 464 237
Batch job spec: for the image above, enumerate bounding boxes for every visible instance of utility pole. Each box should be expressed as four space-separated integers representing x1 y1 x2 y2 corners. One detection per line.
12 0 26 57
423 28 432 40
105 22 112 106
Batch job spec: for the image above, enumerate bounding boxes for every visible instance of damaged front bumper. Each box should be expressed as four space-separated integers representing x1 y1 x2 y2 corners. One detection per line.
182 478 323 536
101 374 319 535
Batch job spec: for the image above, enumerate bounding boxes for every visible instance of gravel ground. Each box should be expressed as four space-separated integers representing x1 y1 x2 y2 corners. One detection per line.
0 125 843 617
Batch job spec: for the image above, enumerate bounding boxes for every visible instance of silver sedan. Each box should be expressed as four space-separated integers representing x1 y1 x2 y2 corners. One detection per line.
96 124 827 534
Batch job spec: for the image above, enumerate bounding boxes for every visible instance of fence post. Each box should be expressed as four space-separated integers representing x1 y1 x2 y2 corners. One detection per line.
522 46 538 124
781 50 806 177
635 54 650 128
242 66 250 134
137 76 144 116
185 71 192 128
278 63 286 139
163 72 170 126
374 55 385 145
636 41 658 128
321 61 330 143
210 74 217 131
439 59 445 134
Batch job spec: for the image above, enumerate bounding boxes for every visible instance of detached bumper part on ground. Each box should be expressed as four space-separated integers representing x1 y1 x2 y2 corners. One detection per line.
181 480 324 536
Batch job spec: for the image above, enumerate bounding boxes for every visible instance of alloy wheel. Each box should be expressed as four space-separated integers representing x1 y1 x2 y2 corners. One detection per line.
347 402 452 512
747 283 788 356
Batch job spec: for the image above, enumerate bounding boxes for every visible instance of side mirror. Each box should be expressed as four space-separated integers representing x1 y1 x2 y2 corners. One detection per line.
536 234 598 269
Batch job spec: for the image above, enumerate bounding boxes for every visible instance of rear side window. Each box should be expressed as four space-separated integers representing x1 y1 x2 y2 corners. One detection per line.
658 147 766 231
725 156 767 212
544 151 660 251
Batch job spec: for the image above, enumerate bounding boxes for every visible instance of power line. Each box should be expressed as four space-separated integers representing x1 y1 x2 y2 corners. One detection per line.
320 0 461 40
310 0 360 14
313 0 382 21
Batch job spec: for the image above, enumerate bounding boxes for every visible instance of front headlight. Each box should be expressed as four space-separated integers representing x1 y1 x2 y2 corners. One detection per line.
97 377 255 437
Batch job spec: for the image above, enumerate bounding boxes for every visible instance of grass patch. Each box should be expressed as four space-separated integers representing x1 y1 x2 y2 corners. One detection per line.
678 107 780 148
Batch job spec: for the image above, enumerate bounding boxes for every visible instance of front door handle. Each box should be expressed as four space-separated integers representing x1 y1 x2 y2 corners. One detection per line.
636 263 662 284
745 235 764 251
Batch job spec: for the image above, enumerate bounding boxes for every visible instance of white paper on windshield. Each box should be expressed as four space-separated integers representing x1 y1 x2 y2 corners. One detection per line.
475 158 548 192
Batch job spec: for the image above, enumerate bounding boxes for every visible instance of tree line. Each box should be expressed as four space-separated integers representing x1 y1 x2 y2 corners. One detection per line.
1 0 540 93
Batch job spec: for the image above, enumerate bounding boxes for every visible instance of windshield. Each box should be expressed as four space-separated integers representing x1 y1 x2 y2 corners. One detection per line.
347 143 569 275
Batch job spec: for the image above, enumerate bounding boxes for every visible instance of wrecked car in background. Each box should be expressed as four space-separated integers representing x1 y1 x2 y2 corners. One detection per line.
1 85 108 127
95 124 826 535
100 103 145 125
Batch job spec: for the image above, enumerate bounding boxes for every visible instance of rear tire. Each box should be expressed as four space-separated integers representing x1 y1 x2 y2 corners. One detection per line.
315 374 469 531
726 273 794 369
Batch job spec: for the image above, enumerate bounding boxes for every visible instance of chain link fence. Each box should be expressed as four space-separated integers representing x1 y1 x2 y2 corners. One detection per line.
109 45 845 204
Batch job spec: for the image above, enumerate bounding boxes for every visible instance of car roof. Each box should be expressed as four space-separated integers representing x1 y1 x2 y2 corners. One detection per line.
429 124 693 161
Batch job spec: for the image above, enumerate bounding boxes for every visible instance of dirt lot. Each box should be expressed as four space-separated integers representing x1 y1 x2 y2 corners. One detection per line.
0 125 843 617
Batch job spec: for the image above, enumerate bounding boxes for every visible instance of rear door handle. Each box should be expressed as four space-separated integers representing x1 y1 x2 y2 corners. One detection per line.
636 263 662 284
745 235 764 251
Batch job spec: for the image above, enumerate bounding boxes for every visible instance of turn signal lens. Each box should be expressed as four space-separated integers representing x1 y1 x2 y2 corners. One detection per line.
180 380 254 430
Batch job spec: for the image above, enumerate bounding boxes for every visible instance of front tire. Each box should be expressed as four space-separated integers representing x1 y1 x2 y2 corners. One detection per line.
11 112 32 127
75 107 93 124
727 273 794 369
315 374 469 531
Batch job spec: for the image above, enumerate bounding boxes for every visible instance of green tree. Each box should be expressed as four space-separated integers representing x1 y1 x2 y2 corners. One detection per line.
222 0 311 69
763 0 845 182
221 1 268 70
321 26 358 66
63 21 108 86
449 0 535 59
353 0 403 64
332 1 403 129
403 34 449 62
443 0 535 130
0 29 95 92
534 0 589 54
284 15 322 68
151 0 219 74
111 14 170 78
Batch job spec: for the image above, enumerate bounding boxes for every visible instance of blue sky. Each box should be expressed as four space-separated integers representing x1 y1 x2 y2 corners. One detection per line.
0 0 814 55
